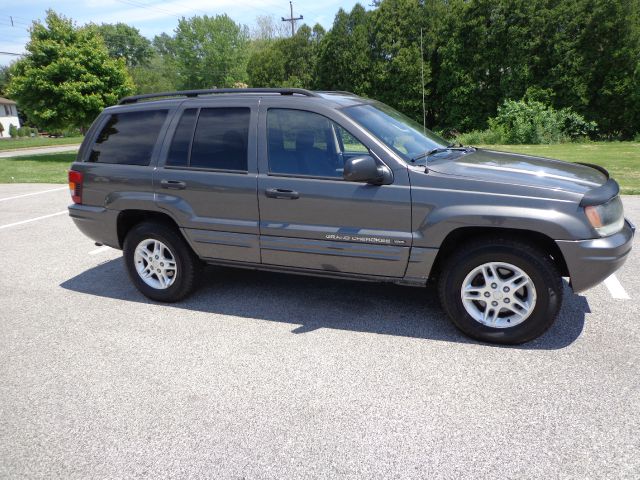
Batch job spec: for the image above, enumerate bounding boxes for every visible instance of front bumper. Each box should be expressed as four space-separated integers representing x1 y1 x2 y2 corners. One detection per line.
556 219 635 293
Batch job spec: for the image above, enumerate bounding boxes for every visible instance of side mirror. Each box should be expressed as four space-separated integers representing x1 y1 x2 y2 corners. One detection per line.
343 155 392 185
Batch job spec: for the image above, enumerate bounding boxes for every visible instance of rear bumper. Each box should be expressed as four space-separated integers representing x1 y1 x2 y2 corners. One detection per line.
556 219 635 293
68 204 121 249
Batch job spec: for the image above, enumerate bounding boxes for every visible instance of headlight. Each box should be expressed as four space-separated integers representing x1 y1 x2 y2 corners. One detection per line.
584 196 624 237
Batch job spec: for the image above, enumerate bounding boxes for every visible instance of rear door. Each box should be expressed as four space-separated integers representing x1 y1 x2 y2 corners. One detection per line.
154 97 260 263
257 102 412 277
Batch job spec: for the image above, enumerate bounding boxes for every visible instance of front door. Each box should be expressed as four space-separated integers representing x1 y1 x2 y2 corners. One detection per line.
257 106 412 277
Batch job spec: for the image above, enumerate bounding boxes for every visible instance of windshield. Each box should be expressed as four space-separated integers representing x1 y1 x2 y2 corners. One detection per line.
342 101 448 163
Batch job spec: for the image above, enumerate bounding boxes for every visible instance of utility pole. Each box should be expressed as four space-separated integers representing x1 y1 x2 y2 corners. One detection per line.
281 1 303 37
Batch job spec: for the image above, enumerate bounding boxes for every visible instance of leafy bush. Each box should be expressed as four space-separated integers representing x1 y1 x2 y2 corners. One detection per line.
634 132 640 142
483 99 596 144
456 128 506 145
9 124 18 138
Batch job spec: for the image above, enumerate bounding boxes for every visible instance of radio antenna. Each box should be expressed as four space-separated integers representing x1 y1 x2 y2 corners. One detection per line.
420 28 426 135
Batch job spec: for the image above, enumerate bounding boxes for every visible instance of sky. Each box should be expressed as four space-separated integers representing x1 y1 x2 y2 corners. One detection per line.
0 0 366 66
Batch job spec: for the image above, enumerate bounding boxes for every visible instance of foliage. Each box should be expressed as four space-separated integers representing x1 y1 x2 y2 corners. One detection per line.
316 5 371 95
485 98 597 144
455 129 506 146
0 64 14 95
129 54 178 94
247 24 325 88
7 10 134 132
88 23 153 67
169 14 250 89
9 124 18 138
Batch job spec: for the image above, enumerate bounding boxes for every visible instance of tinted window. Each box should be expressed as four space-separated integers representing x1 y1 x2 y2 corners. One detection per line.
190 108 249 171
89 110 167 165
267 109 368 178
166 109 197 167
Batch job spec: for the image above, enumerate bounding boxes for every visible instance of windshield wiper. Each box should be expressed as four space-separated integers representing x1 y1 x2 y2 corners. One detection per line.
410 143 471 164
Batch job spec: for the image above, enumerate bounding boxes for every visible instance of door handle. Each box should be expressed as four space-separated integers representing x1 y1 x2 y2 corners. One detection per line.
265 188 300 199
160 179 187 190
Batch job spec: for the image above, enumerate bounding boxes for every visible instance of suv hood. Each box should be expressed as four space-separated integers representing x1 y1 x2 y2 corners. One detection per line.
427 148 608 194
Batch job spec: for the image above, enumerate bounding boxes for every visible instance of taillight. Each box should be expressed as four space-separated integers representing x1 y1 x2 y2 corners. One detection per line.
68 170 83 204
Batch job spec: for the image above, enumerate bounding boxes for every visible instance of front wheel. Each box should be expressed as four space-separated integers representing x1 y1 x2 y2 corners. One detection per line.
123 222 201 302
437 239 563 344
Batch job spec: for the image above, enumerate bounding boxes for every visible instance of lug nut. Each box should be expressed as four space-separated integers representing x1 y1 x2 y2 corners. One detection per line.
503 287 510 293
491 301 498 306
484 292 491 297
504 298 510 303
491 283 497 289
160 262 164 267
155 255 159 259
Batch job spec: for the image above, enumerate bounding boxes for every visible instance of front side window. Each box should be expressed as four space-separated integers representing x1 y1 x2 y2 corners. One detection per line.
343 101 448 163
267 109 368 178
89 110 168 165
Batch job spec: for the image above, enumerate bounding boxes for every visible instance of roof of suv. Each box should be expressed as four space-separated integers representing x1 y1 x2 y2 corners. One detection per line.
114 88 367 110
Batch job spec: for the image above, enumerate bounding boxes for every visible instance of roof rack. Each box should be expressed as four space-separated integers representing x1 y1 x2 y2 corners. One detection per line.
315 90 358 97
118 88 320 105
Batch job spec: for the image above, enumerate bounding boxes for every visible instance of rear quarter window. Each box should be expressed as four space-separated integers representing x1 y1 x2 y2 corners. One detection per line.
88 110 168 165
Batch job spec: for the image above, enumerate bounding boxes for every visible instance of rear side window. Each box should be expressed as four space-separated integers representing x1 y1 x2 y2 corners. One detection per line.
166 109 197 167
190 108 249 171
89 110 167 165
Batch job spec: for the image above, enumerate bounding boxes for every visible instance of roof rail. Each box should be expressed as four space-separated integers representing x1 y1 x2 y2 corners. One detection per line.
118 88 320 105
315 90 358 97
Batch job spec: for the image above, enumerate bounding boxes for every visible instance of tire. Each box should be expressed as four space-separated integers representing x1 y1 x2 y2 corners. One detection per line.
437 238 563 344
123 222 201 302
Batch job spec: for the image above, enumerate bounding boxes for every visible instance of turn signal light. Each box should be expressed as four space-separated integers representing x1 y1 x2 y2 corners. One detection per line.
68 170 83 204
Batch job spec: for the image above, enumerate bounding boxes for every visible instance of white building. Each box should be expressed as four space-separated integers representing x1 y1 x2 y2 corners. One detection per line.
0 97 21 138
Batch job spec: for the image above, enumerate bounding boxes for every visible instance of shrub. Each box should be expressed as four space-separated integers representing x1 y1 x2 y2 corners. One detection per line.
634 132 640 142
487 99 597 144
456 128 506 145
9 124 18 138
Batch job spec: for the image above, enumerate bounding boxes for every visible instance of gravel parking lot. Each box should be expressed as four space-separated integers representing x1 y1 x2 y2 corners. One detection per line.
1 184 639 479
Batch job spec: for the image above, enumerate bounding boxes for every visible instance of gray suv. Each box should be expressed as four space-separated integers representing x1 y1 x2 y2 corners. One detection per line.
68 88 634 344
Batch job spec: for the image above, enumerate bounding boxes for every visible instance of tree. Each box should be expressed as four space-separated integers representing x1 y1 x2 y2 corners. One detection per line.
129 54 178 94
316 5 372 95
247 24 324 88
88 23 153 67
7 10 133 132
171 15 250 89
0 64 14 95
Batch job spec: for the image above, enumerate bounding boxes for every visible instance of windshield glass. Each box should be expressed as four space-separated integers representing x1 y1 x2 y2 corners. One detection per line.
342 101 448 163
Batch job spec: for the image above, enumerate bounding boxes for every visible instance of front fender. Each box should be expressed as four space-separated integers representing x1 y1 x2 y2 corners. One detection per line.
414 203 593 248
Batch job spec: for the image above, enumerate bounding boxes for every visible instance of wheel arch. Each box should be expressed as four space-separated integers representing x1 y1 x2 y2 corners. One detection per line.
117 209 182 248
429 226 569 281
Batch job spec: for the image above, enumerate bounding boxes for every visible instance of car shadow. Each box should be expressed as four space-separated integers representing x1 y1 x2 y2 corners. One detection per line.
60 259 589 350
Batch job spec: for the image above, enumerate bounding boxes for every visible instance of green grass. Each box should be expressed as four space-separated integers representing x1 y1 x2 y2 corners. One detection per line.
1 142 639 193
0 136 83 151
0 153 76 183
479 142 640 194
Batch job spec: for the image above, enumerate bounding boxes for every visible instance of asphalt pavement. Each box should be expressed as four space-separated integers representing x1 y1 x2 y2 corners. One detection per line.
0 184 638 479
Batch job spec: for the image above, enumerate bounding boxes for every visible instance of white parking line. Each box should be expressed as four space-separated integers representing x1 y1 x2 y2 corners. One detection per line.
89 245 113 255
603 274 630 299
0 211 67 230
0 187 67 202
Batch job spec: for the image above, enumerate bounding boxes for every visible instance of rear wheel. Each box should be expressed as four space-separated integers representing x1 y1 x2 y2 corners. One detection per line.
123 222 200 302
437 239 563 344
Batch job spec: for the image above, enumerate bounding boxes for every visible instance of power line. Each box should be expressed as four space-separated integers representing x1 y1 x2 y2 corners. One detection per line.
0 51 22 56
281 1 302 37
